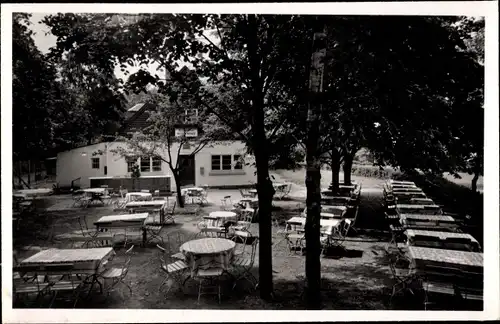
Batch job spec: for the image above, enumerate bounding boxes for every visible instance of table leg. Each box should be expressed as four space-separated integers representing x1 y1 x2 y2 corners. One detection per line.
142 228 147 247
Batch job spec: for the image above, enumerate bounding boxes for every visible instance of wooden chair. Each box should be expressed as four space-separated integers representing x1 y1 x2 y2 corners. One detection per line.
330 219 351 251
231 228 253 257
233 208 255 231
272 218 289 248
285 232 305 255
240 189 253 199
162 201 176 224
156 244 189 296
43 263 84 308
99 245 134 299
193 259 225 304
220 196 232 210
388 254 420 307
13 265 51 307
420 265 464 310
231 237 259 291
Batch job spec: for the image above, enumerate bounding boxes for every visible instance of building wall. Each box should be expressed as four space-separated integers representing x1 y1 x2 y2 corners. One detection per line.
56 141 257 189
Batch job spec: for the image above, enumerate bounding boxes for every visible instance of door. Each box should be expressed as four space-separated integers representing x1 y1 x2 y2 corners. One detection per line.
177 155 196 187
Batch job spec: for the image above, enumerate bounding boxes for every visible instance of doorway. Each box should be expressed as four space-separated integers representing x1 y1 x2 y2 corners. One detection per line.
177 155 196 187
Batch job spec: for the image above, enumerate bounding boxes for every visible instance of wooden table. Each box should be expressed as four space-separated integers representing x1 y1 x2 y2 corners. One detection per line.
15 189 53 197
400 214 458 231
287 216 341 233
397 204 441 213
19 247 115 294
408 246 483 273
405 229 481 251
180 238 236 277
125 200 166 209
95 213 149 245
125 192 153 202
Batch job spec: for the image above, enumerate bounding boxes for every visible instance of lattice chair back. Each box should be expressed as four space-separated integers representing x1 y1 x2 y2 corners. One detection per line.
240 208 255 223
342 219 352 237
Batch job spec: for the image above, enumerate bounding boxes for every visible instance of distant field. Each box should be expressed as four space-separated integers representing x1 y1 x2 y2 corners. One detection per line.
442 172 483 192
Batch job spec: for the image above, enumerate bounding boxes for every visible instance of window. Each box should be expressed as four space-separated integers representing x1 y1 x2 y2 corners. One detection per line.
233 155 243 170
211 155 221 170
221 155 232 170
152 156 162 171
140 156 151 172
91 158 100 169
211 154 244 171
126 157 137 173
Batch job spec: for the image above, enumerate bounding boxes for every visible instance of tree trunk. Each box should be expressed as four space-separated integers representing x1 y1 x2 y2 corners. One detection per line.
471 172 479 193
304 26 326 309
254 149 275 300
305 153 322 309
173 172 185 208
329 151 341 194
247 14 274 301
343 153 354 185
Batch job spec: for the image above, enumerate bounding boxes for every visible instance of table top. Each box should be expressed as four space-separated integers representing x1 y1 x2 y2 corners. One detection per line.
126 200 166 207
209 211 237 218
389 180 416 185
405 229 478 243
391 188 423 192
95 213 149 224
400 214 454 222
127 192 153 197
181 187 204 192
15 189 53 196
397 204 441 210
322 205 348 212
180 238 236 255
408 246 483 268
20 248 114 265
393 192 427 197
80 188 107 194
287 216 341 228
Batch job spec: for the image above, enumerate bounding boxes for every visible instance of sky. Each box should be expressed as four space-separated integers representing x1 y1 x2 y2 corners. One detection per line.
28 13 161 83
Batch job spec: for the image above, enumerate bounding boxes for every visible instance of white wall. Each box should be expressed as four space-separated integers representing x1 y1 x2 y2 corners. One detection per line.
56 141 257 189
56 143 108 188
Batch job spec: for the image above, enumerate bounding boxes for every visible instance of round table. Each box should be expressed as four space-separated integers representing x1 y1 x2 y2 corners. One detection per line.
209 211 238 227
180 238 236 274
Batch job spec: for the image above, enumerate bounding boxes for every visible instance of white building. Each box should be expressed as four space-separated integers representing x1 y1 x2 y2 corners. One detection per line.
55 100 257 191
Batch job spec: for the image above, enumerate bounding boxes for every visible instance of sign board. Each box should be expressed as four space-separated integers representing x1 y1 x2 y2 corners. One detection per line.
175 128 198 138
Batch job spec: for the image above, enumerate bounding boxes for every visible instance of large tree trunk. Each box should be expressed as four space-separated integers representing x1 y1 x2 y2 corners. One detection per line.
305 152 322 309
343 152 354 185
172 172 185 208
329 150 341 194
254 148 275 300
247 14 274 300
304 26 325 309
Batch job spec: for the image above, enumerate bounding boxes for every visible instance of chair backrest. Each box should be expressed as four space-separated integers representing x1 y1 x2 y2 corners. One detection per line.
342 219 352 237
241 208 255 223
250 237 259 264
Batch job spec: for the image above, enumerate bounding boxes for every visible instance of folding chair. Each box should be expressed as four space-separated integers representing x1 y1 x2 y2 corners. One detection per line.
388 253 421 307
285 232 305 255
166 231 190 261
240 189 253 199
44 264 83 308
156 243 189 296
272 218 289 248
99 245 134 299
231 237 259 291
144 211 165 246
231 228 253 257
220 196 232 210
329 219 351 251
13 265 51 307
197 216 227 238
194 259 225 304
420 265 463 310
197 188 209 206
162 201 176 224
233 208 255 231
